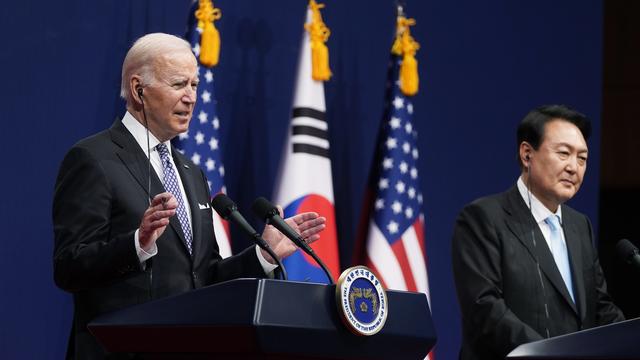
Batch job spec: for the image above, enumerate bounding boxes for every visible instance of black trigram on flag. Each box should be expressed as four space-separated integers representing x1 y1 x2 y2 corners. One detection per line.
291 107 329 158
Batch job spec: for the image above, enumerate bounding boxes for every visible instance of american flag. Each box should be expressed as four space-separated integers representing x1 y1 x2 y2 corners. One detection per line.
172 3 232 258
360 55 430 297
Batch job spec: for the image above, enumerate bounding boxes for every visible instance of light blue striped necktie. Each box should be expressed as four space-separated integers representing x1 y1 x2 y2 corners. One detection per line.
544 215 574 303
156 143 193 254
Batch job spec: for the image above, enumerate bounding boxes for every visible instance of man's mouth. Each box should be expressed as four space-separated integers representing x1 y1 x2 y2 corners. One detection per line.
560 179 575 186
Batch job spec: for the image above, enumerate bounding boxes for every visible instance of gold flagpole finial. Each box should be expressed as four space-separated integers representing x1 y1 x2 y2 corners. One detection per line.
306 0 332 81
391 5 420 96
195 0 222 67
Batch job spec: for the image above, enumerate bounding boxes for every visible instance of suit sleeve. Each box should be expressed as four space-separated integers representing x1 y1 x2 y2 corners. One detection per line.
193 166 267 282
53 146 141 292
209 246 266 281
452 202 543 358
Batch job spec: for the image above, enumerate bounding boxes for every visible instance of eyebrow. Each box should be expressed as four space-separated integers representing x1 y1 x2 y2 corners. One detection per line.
554 142 588 153
167 76 189 83
164 76 199 86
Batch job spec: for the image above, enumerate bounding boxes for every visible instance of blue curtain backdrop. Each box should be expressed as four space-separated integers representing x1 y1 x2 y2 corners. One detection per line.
0 0 602 358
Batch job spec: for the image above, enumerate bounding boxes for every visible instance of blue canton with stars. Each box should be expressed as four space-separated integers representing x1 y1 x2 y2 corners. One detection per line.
372 56 423 243
173 6 226 196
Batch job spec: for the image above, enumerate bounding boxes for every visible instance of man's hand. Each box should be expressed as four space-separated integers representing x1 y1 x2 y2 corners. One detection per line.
260 206 326 264
139 192 178 251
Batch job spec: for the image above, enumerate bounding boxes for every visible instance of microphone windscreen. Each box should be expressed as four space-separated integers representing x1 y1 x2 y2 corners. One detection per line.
251 197 277 220
211 193 235 219
616 238 639 262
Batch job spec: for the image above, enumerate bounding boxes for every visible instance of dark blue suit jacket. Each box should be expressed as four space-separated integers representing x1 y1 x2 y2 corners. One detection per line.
451 186 624 360
53 120 265 359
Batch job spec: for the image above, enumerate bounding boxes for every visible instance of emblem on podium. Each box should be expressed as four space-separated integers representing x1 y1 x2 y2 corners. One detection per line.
336 266 388 335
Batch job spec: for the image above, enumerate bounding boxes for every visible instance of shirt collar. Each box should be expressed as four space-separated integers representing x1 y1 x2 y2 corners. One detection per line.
517 176 562 225
121 111 171 158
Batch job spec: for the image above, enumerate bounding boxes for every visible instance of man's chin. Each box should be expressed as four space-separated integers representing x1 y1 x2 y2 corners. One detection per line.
556 189 577 204
174 121 190 133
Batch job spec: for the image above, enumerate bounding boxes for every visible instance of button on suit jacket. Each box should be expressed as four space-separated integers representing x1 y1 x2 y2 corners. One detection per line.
53 120 265 359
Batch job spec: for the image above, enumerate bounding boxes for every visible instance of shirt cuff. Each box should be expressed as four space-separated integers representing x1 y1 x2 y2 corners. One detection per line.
135 229 158 263
255 245 278 277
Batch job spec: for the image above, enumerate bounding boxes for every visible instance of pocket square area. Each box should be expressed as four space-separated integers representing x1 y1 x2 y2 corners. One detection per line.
198 203 210 209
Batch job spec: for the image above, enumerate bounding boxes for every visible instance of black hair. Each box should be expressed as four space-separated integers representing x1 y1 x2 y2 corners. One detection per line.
517 104 591 166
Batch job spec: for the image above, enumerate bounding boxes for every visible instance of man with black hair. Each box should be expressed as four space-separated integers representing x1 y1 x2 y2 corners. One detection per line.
452 105 624 360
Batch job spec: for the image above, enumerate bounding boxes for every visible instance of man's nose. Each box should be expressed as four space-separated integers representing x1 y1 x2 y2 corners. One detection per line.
183 87 197 103
565 156 578 173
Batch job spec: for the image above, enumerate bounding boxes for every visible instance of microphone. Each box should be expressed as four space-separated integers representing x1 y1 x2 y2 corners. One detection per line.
251 197 334 284
211 194 287 280
616 239 640 274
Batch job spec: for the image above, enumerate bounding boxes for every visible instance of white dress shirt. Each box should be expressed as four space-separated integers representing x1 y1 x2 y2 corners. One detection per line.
121 112 276 274
516 176 567 256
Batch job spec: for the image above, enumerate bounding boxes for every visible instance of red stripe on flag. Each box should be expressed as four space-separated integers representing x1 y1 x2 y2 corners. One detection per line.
221 218 230 239
391 239 417 291
413 217 426 257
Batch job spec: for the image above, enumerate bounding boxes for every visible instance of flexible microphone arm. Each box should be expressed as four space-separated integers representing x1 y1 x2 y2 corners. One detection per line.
211 194 287 280
251 197 334 284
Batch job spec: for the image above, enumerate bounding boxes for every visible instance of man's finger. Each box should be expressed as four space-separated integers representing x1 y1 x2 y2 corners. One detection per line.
150 199 178 212
297 216 326 231
292 212 320 224
151 208 176 220
151 192 175 207
300 223 326 238
303 234 321 245
146 218 171 230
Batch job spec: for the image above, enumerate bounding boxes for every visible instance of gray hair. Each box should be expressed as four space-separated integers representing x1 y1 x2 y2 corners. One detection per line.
120 33 192 103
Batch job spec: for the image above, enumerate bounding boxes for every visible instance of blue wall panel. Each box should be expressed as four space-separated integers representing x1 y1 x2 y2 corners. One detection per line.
0 1 602 358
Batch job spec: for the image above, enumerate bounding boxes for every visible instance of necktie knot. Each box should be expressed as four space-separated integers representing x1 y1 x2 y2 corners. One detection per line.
156 143 170 162
545 215 561 231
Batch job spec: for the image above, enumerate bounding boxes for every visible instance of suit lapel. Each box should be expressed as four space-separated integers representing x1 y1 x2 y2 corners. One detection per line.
110 121 163 201
109 121 191 257
503 187 578 314
561 207 587 321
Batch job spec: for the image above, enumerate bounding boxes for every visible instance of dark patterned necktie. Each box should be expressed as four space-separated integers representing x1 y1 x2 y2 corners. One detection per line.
156 143 193 253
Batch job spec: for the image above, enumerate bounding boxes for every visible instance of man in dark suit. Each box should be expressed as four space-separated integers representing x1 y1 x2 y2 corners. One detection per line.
451 105 624 360
53 33 326 359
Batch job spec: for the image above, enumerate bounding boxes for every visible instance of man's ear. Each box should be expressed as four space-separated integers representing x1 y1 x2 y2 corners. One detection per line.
130 75 144 104
519 142 533 170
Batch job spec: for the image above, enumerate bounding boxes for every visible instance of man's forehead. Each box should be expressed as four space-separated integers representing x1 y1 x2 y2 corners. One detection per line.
153 52 198 77
542 119 588 151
